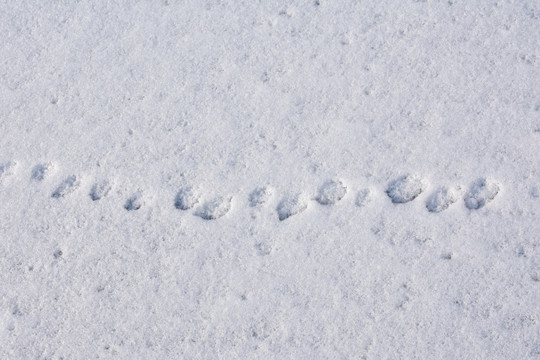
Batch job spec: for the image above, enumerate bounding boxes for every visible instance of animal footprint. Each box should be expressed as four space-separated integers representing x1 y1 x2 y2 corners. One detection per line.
52 175 80 198
277 193 308 221
174 186 199 210
464 178 499 210
249 186 272 207
355 188 372 207
124 192 143 211
386 175 427 204
31 163 53 181
0 161 17 182
316 179 347 205
195 196 232 220
90 180 112 201
426 186 461 213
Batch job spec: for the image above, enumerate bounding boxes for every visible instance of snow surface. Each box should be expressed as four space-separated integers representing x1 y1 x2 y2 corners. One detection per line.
1 0 539 358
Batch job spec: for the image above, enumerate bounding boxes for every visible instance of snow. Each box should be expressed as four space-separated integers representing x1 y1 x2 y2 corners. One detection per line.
1 0 539 358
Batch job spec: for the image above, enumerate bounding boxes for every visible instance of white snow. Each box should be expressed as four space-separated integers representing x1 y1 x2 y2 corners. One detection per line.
1 0 539 359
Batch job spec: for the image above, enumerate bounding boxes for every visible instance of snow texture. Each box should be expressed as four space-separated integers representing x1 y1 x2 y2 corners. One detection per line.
1 1 539 359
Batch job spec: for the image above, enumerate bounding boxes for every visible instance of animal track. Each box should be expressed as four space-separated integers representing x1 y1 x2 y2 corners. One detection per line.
124 192 143 211
356 188 372 207
174 186 199 210
530 186 539 199
52 175 80 198
195 196 232 220
0 161 17 182
386 175 427 204
249 186 272 207
4 163 507 218
464 178 500 210
31 163 53 181
426 186 461 213
90 180 112 201
277 193 308 221
316 179 347 205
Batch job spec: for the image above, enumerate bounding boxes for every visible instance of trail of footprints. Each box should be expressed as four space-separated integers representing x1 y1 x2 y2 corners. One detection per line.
1 161 506 220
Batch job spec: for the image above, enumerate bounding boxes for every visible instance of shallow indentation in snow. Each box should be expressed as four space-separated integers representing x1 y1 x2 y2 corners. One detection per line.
174 186 200 210
196 196 232 220
90 180 112 201
277 192 308 221
124 192 143 211
52 175 80 198
31 162 53 181
464 178 500 210
426 186 461 213
356 188 372 207
249 186 273 207
316 179 347 205
386 175 427 204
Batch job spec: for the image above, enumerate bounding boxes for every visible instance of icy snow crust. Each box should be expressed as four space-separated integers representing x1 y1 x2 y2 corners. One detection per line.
1 1 540 359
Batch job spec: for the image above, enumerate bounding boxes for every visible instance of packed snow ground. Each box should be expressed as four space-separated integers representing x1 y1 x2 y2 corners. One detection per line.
1 0 539 358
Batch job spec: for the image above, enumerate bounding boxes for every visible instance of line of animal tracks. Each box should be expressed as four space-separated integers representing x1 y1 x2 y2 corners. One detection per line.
0 161 504 221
